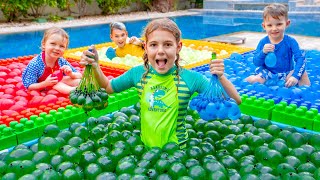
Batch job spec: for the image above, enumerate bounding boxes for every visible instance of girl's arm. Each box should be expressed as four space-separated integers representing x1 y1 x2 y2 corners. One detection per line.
92 65 114 93
219 75 241 104
210 59 241 104
80 46 141 93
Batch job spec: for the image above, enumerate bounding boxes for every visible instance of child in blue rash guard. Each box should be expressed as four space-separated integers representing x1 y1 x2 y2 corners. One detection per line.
80 18 241 149
246 3 310 87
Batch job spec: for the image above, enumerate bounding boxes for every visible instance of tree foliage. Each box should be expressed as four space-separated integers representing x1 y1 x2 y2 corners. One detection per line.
0 0 30 22
29 0 57 18
96 0 130 14
56 0 74 16
139 0 153 11
74 0 92 17
138 0 178 12
0 0 185 22
53 0 92 17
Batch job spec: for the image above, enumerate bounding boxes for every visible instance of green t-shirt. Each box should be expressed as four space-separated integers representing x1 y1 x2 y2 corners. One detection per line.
111 65 209 148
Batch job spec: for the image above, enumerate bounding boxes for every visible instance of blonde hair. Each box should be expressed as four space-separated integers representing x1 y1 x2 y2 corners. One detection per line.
110 22 127 34
263 3 288 20
142 18 182 89
41 27 69 50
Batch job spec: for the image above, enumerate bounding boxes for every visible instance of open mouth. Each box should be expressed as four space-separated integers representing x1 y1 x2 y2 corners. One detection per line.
156 59 167 68
118 43 125 48
53 52 60 56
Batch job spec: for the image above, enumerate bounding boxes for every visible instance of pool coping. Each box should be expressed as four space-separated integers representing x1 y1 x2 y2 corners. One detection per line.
1 9 319 35
191 9 320 15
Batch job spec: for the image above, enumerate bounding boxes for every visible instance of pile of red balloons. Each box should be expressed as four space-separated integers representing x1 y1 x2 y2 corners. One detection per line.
0 57 84 125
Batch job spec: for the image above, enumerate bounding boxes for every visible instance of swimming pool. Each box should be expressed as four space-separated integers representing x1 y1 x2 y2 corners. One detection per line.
0 11 319 59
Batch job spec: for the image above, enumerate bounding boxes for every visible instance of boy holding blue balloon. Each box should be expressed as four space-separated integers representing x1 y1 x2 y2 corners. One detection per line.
246 3 310 87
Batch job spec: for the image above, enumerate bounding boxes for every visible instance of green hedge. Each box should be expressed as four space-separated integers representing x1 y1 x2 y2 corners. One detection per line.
0 0 193 22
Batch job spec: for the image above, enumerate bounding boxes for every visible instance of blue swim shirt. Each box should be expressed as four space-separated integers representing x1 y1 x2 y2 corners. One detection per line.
253 35 306 80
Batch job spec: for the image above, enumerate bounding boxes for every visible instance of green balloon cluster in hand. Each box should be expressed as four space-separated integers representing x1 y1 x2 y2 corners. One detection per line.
69 48 109 112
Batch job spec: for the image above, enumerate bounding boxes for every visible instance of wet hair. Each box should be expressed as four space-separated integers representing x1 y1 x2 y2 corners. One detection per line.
263 3 288 20
41 27 69 50
110 22 127 34
141 18 182 89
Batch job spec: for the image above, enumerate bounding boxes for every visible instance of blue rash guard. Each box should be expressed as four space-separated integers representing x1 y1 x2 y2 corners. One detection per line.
253 34 306 80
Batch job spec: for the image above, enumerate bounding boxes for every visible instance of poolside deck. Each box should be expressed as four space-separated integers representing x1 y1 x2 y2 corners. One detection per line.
0 10 198 35
206 31 320 51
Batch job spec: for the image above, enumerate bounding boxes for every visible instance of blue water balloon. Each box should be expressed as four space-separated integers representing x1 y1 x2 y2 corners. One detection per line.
228 102 241 120
265 52 277 67
205 102 217 113
215 102 228 119
189 100 197 110
106 47 117 59
199 109 212 121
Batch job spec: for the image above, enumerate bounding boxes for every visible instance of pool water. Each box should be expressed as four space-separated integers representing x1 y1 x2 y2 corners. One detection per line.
0 12 319 59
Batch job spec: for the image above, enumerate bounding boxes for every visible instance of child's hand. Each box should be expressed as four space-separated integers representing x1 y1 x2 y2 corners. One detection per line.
285 76 298 87
44 74 58 87
263 44 275 54
60 65 72 76
129 36 138 43
210 59 225 78
129 36 141 44
80 45 99 68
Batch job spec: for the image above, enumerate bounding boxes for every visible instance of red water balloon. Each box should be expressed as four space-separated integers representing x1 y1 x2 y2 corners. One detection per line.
41 94 58 105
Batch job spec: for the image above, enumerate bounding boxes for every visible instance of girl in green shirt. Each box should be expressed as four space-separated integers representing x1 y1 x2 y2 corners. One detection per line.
80 18 241 149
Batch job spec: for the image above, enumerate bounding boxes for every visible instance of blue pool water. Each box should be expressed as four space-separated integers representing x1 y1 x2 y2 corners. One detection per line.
0 11 319 59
